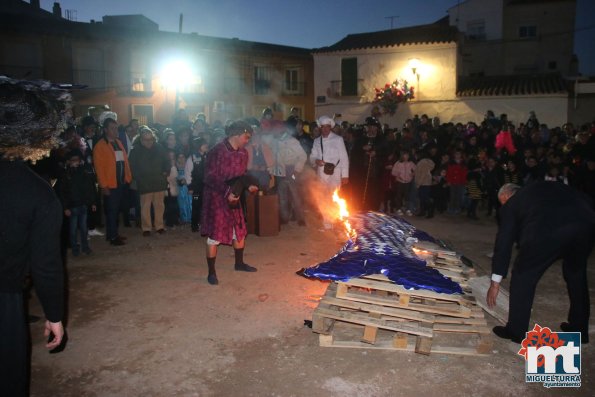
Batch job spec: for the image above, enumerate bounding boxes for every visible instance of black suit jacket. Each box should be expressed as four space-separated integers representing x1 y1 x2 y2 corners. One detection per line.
491 181 595 278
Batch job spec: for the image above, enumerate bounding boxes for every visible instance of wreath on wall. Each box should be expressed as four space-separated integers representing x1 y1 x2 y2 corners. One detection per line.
372 78 414 116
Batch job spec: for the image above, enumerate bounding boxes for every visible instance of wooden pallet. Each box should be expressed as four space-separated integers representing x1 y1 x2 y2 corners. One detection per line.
311 247 493 356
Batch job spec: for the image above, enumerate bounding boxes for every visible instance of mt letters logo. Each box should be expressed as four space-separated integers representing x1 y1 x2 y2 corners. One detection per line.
518 324 581 388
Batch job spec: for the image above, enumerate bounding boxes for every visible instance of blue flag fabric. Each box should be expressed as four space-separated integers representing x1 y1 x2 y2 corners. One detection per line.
302 212 463 295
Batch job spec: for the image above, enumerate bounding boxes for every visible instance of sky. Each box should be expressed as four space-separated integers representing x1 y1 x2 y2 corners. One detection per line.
40 0 595 76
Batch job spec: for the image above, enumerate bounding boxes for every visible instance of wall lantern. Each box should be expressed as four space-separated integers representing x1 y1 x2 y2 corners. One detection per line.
409 58 420 77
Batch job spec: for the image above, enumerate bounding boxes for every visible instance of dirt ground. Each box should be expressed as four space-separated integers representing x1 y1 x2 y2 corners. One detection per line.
28 208 594 397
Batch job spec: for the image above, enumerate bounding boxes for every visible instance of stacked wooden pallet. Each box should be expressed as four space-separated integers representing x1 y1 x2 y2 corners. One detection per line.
311 244 492 356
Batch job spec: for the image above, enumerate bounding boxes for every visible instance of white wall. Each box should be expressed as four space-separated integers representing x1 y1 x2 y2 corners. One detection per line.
314 43 458 119
315 95 569 129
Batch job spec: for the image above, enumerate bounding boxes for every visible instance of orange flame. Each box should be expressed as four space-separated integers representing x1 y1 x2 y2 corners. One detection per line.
332 189 356 240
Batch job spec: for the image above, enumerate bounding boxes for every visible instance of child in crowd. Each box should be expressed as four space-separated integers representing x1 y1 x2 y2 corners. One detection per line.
176 153 192 224
503 160 521 185
391 150 416 216
544 164 568 185
465 158 483 220
58 150 96 256
431 166 449 214
164 150 180 228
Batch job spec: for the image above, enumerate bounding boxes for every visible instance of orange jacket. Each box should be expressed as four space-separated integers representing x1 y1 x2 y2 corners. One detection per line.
92 137 132 189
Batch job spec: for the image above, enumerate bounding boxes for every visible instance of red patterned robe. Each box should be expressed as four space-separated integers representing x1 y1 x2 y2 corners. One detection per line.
200 139 249 244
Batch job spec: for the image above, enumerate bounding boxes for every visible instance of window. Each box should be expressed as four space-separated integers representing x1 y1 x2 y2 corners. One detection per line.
130 51 151 92
130 104 154 126
72 47 107 88
467 20 486 41
341 58 358 96
284 67 303 95
254 65 271 95
519 25 537 38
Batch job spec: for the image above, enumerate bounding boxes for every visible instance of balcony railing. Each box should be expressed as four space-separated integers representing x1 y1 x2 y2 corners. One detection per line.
72 69 111 89
330 79 364 97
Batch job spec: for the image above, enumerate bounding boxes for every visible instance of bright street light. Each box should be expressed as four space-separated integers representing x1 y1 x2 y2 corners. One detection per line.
162 60 192 89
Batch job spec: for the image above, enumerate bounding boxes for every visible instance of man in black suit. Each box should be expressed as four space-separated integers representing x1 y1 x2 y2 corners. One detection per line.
487 182 595 343
0 78 66 396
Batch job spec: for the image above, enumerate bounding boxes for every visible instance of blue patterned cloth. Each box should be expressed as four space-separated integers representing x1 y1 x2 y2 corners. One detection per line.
176 169 192 223
302 212 463 294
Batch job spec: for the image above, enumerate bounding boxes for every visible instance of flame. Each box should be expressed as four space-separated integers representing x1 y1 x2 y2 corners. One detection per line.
412 247 433 256
332 189 356 240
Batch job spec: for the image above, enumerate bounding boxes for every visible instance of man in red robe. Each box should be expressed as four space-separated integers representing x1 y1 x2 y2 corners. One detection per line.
201 121 258 285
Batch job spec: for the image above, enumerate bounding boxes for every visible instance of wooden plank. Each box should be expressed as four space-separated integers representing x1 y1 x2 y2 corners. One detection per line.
337 288 472 318
319 334 334 347
313 306 433 338
335 283 348 298
434 323 490 334
361 325 378 344
312 301 335 334
320 295 435 323
399 294 410 306
361 312 381 344
415 336 433 356
393 332 408 349
319 337 490 356
468 276 508 325
342 276 466 303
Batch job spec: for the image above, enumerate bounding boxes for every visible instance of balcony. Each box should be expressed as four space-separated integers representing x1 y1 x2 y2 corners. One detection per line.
72 69 111 89
329 79 364 97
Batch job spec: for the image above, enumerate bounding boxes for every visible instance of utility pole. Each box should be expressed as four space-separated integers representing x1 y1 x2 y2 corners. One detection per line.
385 15 399 29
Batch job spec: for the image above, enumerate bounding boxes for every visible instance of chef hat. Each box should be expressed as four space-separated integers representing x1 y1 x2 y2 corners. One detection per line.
99 110 117 126
317 115 335 128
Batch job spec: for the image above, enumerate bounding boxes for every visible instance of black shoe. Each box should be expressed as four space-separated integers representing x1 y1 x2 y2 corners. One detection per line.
207 274 219 285
493 326 523 343
110 237 126 246
560 322 589 343
157 229 166 235
143 231 151 237
235 263 257 272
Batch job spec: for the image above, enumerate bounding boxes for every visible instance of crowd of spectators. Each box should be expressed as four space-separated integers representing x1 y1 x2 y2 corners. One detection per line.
30 105 595 255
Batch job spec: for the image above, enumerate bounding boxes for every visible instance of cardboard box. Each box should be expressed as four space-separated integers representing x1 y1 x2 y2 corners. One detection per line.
246 193 279 236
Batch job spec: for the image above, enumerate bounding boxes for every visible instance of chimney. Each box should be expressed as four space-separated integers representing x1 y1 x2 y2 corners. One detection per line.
52 2 62 17
179 13 183 34
31 0 40 8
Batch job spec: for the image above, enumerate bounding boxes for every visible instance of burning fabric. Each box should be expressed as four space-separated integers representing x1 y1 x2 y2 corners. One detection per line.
301 211 463 295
